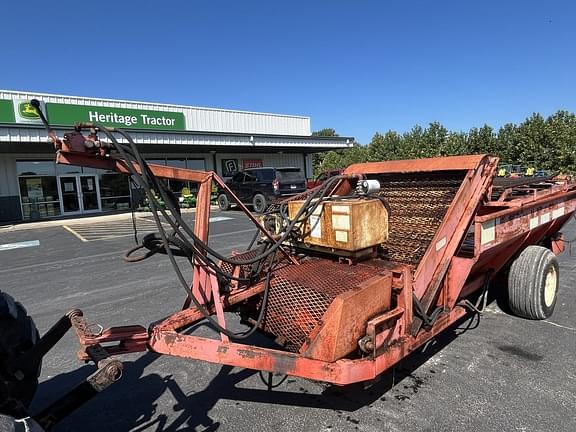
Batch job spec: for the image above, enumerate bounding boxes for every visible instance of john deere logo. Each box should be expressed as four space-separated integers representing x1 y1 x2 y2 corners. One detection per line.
18 102 39 119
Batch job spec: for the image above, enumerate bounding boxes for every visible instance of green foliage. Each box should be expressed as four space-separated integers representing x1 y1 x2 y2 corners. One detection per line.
311 128 339 175
313 110 576 174
318 144 369 172
312 128 338 137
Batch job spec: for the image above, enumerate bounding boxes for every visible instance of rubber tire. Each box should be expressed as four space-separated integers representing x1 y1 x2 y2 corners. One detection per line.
0 292 41 416
507 246 559 320
217 193 230 211
0 415 45 432
252 194 267 214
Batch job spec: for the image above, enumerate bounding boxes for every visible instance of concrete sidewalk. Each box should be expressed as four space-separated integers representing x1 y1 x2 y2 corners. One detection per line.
0 206 219 233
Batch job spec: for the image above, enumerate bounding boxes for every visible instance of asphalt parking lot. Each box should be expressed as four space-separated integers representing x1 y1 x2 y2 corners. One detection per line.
1 211 575 432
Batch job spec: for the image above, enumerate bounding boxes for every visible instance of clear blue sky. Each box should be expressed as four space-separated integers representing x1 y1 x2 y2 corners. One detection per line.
1 0 574 144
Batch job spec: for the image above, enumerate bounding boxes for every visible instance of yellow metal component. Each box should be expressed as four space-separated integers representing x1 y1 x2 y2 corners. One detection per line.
288 198 388 251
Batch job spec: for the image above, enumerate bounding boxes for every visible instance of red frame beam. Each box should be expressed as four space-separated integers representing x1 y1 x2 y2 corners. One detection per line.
55 144 576 386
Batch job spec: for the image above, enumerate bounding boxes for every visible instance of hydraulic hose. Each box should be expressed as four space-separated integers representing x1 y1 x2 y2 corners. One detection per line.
87 124 342 338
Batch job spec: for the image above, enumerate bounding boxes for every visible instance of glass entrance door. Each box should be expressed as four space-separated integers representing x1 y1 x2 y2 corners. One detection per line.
59 176 80 214
58 174 101 215
79 175 100 212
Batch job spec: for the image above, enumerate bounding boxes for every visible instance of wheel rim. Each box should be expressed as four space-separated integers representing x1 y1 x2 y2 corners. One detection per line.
218 196 227 208
254 197 264 212
544 265 557 307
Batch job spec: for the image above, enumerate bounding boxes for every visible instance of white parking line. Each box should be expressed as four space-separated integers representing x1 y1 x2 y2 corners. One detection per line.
542 320 576 332
63 225 88 242
209 216 233 222
0 240 40 251
63 215 243 242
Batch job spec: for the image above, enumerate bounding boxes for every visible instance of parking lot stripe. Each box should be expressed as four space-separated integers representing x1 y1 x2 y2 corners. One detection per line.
0 240 40 251
208 216 233 222
0 249 125 275
62 215 242 242
542 320 576 332
63 225 88 242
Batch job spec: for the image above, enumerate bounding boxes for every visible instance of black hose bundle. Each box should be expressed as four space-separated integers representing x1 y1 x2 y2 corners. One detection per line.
81 124 352 338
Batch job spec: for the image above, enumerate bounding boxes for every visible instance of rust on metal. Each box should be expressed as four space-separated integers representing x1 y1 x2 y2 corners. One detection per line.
260 259 388 353
46 122 576 387
345 154 489 175
57 150 212 183
371 172 465 264
287 198 389 252
300 272 392 362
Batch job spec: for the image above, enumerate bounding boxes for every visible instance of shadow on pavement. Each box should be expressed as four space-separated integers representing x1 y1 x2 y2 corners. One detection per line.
31 312 482 431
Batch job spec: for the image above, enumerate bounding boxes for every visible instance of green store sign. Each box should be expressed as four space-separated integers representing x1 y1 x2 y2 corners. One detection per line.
0 100 186 131
46 103 186 131
0 100 16 123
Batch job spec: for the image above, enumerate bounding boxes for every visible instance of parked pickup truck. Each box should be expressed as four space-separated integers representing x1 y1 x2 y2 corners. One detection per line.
217 167 306 213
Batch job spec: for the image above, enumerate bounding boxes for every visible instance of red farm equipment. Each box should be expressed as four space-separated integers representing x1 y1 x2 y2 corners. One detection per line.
1 99 574 429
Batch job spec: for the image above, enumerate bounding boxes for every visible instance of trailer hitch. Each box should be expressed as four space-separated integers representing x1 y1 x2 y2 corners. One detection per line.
27 311 148 430
0 308 133 430
68 310 148 362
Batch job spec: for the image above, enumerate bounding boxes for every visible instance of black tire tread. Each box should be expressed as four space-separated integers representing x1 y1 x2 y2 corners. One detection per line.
0 291 41 413
252 193 267 214
217 193 230 211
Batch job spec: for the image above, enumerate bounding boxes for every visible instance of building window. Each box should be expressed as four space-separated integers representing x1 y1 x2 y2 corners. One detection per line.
16 159 132 220
186 159 205 171
99 173 131 211
166 159 186 169
140 158 206 198
16 160 56 176
147 159 167 166
56 163 83 175
166 159 206 197
18 176 61 220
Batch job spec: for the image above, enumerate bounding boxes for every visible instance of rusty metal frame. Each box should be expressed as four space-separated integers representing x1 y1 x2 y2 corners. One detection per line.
54 146 576 386
345 154 489 174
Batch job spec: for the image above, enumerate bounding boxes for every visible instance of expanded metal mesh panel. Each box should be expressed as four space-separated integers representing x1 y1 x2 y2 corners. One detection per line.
219 259 234 276
218 247 278 286
372 172 465 265
266 172 465 265
263 259 382 352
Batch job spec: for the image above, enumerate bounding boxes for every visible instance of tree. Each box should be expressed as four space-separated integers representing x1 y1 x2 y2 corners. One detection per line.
311 128 339 175
516 113 549 169
401 125 425 159
497 123 520 164
545 110 576 173
317 144 369 172
422 122 449 157
312 128 338 137
369 131 403 161
311 111 576 175
445 131 469 155
468 124 496 155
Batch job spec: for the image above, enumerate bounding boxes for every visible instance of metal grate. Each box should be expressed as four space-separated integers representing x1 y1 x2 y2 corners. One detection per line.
265 172 465 265
263 259 383 352
372 172 465 264
218 247 278 288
